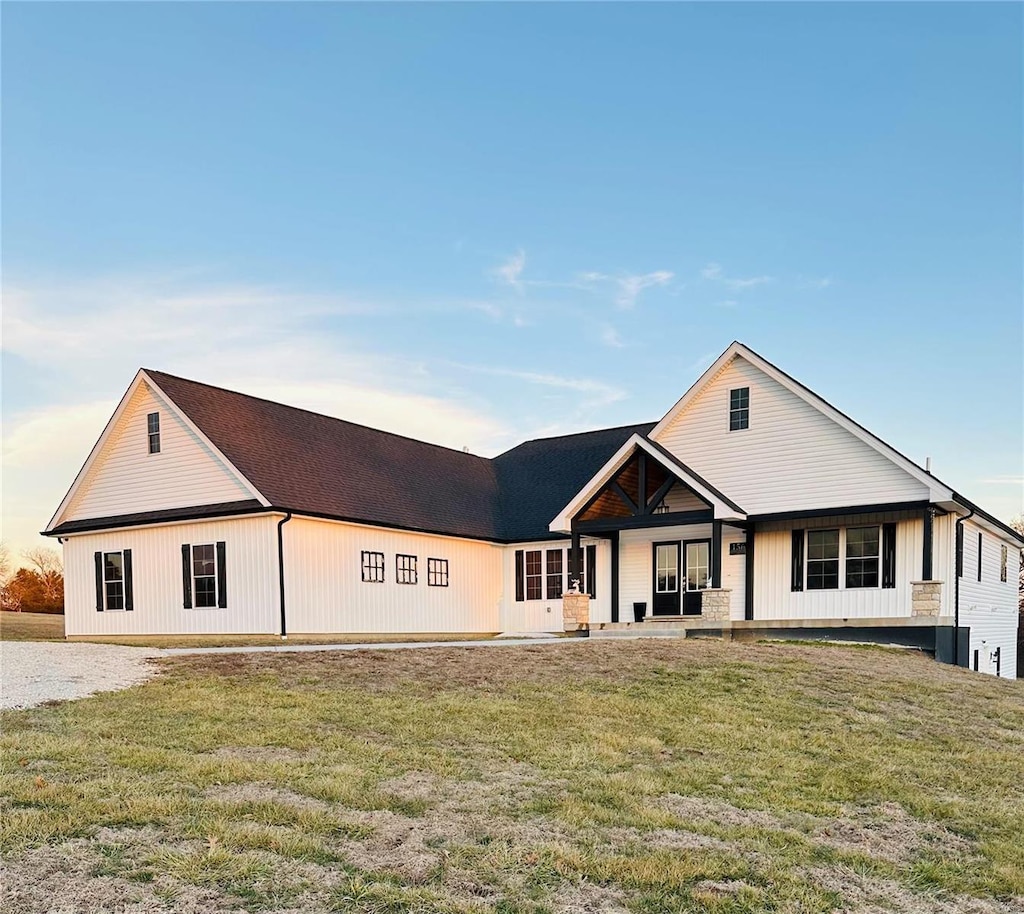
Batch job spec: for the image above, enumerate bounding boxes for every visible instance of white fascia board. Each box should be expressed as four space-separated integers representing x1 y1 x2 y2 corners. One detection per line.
548 433 746 534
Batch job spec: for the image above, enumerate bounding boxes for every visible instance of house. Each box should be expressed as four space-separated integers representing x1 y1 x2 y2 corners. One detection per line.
45 342 1022 678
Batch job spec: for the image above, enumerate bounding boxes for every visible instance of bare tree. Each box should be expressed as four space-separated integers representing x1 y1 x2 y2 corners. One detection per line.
1013 516 1024 614
0 542 11 585
0 542 18 611
22 546 64 605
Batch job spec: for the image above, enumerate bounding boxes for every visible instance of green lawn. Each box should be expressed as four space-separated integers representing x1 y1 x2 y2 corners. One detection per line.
0 611 64 641
2 639 1022 913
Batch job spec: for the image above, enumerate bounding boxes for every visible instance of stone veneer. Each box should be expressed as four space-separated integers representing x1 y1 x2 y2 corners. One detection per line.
562 593 591 632
700 588 731 622
910 581 943 617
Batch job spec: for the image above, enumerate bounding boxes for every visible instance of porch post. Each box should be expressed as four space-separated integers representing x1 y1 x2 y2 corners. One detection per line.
922 506 934 581
610 531 620 622
569 525 581 589
711 519 722 589
744 524 755 620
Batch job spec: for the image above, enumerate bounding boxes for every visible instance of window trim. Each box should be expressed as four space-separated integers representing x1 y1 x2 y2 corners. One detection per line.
729 387 750 431
147 411 161 455
427 557 449 587
845 525 881 589
798 525 888 592
396 553 418 585
361 550 385 583
191 543 219 609
546 549 564 599
103 550 127 611
806 528 840 591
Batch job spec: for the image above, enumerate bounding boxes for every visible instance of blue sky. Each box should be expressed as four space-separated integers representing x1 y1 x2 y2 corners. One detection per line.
3 2 1021 553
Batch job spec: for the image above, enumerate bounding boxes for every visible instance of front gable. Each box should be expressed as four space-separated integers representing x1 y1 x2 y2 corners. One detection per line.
652 347 945 516
48 373 265 531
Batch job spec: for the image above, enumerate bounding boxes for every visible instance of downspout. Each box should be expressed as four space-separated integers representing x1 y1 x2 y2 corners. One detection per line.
277 512 293 639
953 507 975 661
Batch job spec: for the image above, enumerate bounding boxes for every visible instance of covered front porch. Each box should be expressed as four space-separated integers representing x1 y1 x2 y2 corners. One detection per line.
550 434 751 626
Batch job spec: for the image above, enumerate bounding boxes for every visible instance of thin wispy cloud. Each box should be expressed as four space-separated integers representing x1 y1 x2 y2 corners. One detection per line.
798 275 834 290
579 270 674 309
715 299 738 309
600 325 626 348
493 249 526 290
688 351 719 373
451 362 626 409
700 262 774 291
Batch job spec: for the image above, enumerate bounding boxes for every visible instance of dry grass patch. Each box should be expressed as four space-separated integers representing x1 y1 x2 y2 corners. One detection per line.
0 611 64 641
2 639 1023 913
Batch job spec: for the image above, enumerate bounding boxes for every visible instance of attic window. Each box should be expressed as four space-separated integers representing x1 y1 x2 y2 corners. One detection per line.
147 412 161 454
729 388 749 431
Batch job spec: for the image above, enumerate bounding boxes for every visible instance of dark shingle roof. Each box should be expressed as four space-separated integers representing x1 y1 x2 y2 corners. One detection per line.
141 370 653 542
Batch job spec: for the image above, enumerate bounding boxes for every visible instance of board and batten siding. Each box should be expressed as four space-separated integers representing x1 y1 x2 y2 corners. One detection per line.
956 521 1019 679
617 524 747 621
499 538 611 632
63 515 279 636
62 381 255 524
753 510 936 620
283 517 503 634
653 356 929 515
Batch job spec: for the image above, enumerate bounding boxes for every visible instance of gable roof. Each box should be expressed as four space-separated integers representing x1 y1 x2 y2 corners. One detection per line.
46 369 651 542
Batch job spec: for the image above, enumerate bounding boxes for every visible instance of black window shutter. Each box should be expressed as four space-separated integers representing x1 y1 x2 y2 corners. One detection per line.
123 549 134 611
586 545 597 599
881 523 897 589
94 552 104 611
514 550 524 602
977 532 982 582
955 525 964 577
791 529 805 592
181 544 193 609
216 541 227 608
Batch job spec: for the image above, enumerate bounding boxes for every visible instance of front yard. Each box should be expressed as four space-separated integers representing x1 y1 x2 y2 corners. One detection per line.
2 639 1022 913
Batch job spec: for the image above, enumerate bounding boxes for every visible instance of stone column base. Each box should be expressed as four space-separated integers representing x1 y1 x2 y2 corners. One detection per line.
563 593 591 632
911 581 943 617
701 588 732 622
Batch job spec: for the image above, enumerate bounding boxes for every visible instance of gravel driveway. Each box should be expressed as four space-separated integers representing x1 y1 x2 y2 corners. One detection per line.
0 642 164 710
0 637 568 710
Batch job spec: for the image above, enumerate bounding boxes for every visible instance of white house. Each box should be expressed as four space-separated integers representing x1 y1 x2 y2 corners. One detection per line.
45 342 1022 678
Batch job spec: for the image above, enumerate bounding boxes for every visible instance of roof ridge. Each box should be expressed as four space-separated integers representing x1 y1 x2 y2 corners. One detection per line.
497 421 657 454
143 368 495 464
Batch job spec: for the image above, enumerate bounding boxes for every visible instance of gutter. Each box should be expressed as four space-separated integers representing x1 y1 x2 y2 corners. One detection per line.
953 507 975 659
277 512 293 638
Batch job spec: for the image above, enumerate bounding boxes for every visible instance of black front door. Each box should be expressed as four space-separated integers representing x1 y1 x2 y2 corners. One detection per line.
683 540 711 616
652 542 681 615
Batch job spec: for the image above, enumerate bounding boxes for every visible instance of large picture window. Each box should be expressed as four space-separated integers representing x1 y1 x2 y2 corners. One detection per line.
845 526 880 588
525 550 542 600
546 549 563 599
396 554 418 585
806 529 840 590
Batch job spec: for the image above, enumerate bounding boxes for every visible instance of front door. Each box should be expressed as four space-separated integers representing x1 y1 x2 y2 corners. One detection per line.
653 542 681 615
683 540 710 615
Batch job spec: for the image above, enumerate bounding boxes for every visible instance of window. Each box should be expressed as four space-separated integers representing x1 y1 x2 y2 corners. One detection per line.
525 550 542 600
845 526 880 589
806 529 840 590
361 550 385 583
546 549 563 599
104 551 125 610
147 412 161 454
396 554 418 585
729 387 749 431
192 544 217 607
427 558 449 587
1000 545 1008 583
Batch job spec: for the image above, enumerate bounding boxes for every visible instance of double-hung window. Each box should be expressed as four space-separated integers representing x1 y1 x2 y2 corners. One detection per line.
192 544 218 607
361 551 385 583
806 529 840 590
525 550 542 600
104 552 126 609
147 412 161 454
845 526 880 589
396 554 418 585
729 388 749 431
546 549 563 599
